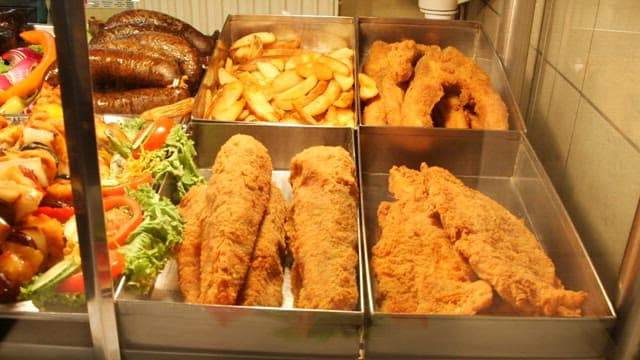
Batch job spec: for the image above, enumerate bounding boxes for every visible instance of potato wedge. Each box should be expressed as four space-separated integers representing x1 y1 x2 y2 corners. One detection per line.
285 51 320 70
273 75 317 101
218 67 238 85
293 80 329 107
334 72 354 92
313 61 334 81
358 73 379 100
212 99 246 121
316 55 350 76
208 80 243 116
238 74 280 122
303 80 342 116
271 69 303 93
231 32 276 50
333 89 354 108
256 61 281 80
264 38 302 49
334 107 355 127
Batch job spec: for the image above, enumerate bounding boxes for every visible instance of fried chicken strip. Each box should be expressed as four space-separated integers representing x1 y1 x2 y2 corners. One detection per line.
362 40 421 125
199 134 272 305
238 183 287 307
177 183 209 303
425 164 587 316
372 166 493 314
287 146 359 310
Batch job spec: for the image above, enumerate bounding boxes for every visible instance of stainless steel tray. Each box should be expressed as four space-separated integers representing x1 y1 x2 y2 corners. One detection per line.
192 14 357 127
116 122 364 358
358 127 615 358
357 17 525 132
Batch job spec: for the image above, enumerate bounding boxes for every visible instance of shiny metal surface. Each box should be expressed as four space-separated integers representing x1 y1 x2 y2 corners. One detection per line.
358 127 615 358
356 17 526 132
50 1 121 359
613 200 640 359
116 122 364 358
494 0 536 110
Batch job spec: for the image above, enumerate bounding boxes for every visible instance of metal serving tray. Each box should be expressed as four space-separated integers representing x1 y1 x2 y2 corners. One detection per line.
358 127 615 359
192 15 358 127
357 17 525 132
116 121 364 359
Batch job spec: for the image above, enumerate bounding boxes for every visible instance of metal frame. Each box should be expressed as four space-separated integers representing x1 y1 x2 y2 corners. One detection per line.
50 1 121 359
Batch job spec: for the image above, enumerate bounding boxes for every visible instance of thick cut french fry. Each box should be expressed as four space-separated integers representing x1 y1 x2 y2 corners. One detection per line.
303 80 341 116
358 73 379 100
316 55 350 76
271 69 303 93
293 103 317 124
206 80 244 119
333 89 354 108
231 35 264 63
334 107 355 127
238 108 250 120
224 57 234 73
256 61 281 80
285 51 320 70
334 72 354 91
293 80 329 107
213 99 246 121
218 67 238 85
273 75 317 101
261 48 302 58
238 73 280 122
313 61 334 81
231 32 276 50
328 47 354 60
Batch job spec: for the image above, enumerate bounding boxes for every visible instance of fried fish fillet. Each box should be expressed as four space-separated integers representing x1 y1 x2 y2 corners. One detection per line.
177 183 209 303
287 146 359 310
238 183 287 307
372 165 493 314
425 164 587 316
199 134 272 305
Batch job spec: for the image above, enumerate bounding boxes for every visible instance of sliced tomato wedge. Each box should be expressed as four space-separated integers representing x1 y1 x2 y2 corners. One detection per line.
131 117 174 159
101 172 152 197
57 250 126 293
32 206 74 223
103 195 143 249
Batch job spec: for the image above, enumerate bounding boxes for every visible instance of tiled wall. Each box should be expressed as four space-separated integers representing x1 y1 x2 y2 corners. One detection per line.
470 0 640 298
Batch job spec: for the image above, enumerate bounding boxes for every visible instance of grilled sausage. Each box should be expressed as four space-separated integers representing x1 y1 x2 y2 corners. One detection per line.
90 31 202 92
93 87 190 114
103 9 214 56
89 47 181 89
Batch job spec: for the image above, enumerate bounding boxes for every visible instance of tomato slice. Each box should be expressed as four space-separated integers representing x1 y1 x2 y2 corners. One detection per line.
57 250 126 293
32 206 74 223
103 195 143 249
131 117 174 159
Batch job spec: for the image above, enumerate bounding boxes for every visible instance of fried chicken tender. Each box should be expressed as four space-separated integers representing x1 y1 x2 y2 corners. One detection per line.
287 146 359 310
199 134 272 305
362 40 421 125
372 165 493 314
425 165 587 316
177 183 208 303
238 183 287 307
402 46 508 129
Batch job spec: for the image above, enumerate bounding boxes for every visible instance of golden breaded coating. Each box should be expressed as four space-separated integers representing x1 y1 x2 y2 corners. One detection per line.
372 165 493 314
177 183 209 303
238 183 287 307
425 164 587 316
287 146 359 310
199 134 272 305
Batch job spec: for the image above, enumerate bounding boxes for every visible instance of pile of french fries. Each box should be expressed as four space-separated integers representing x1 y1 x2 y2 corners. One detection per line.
200 31 378 127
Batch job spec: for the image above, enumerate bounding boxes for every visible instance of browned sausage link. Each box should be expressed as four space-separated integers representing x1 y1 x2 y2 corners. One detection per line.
103 9 214 56
90 23 172 45
89 47 181 89
91 31 202 92
93 87 190 114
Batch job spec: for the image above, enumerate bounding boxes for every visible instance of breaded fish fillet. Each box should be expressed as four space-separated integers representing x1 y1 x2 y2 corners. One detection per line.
372 165 493 314
177 183 209 303
425 164 587 316
238 183 286 307
199 134 272 305
287 146 359 310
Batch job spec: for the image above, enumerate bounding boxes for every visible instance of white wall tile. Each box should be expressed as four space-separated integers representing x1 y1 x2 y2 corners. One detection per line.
561 100 640 295
582 30 640 148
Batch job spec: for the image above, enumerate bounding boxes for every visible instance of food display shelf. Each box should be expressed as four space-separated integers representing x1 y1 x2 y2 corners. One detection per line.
115 121 365 358
0 6 620 358
358 126 616 358
357 17 525 132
